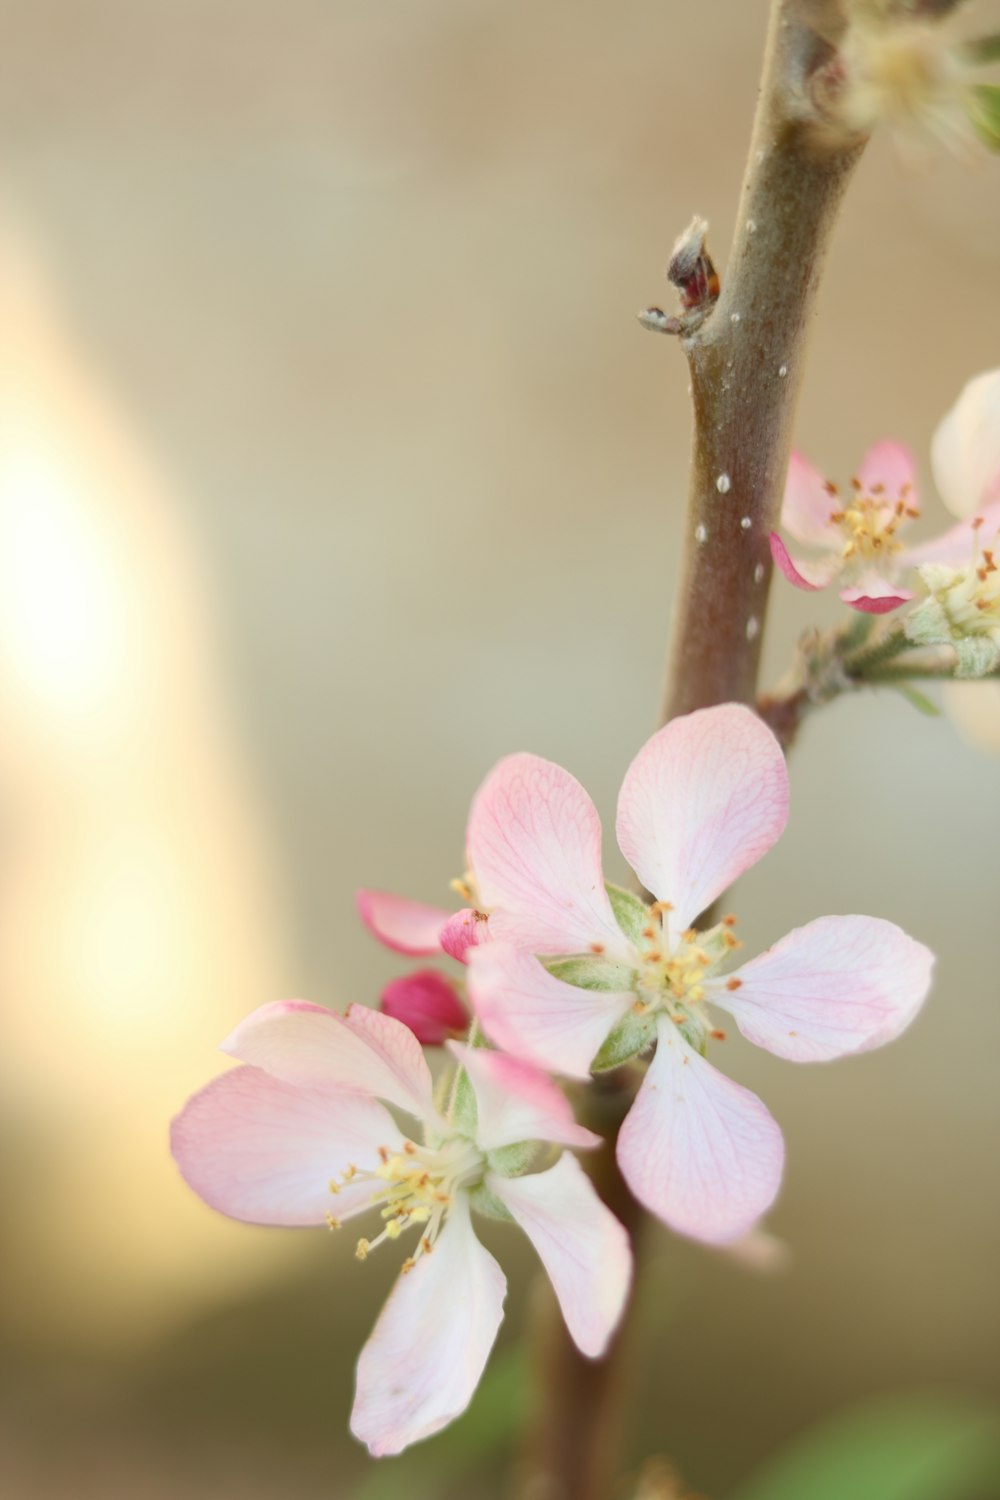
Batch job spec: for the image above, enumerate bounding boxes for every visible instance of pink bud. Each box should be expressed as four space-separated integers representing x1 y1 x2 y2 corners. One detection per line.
440 907 491 963
379 970 467 1046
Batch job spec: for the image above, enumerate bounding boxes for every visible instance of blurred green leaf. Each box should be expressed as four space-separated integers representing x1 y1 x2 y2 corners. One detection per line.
968 85 1000 151
960 34 1000 66
730 1394 1000 1500
894 684 941 718
353 1344 529 1500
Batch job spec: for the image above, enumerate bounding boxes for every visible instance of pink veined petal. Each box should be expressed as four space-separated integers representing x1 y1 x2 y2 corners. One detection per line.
781 452 843 546
440 907 492 963
350 1195 506 1457
838 574 913 613
447 1041 600 1152
222 1001 436 1122
465 752 632 961
770 532 839 591
902 494 1000 569
356 889 451 956
856 439 917 502
931 368 1000 518
170 1065 397 1226
707 915 934 1063
489 1154 632 1358
616 1018 785 1245
380 970 468 1047
615 703 790 938
465 942 636 1082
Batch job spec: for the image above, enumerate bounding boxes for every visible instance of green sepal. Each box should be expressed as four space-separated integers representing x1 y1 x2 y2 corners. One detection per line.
604 881 648 947
968 84 1000 151
894 684 941 718
591 1008 657 1071
955 635 1000 679
545 954 637 992
449 1065 478 1138
467 1182 513 1222
486 1141 537 1178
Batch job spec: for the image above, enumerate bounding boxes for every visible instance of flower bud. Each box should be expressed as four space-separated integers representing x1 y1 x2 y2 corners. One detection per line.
379 969 467 1046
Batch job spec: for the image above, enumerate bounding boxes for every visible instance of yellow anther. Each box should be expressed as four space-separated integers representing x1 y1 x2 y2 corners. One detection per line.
355 1239 371 1261
385 1219 403 1240
326 1214 341 1230
328 1179 341 1195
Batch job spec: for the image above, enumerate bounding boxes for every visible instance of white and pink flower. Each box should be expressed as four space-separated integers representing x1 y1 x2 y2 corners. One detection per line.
460 704 934 1245
770 436 1000 614
171 1001 631 1456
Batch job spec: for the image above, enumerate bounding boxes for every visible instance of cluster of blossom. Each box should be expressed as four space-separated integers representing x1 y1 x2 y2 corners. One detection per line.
172 701 934 1456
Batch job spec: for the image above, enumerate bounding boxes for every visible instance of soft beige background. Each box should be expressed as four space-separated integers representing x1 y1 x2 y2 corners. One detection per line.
0 1 998 1496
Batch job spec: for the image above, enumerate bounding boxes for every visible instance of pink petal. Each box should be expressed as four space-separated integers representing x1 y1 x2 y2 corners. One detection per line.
380 970 468 1047
902 494 1000 569
350 1196 506 1457
439 907 492 963
838 574 913 613
489 1154 632 1358
770 531 839 591
447 1041 600 1152
856 439 917 502
465 942 636 1081
170 1065 396 1225
781 452 842 545
465 753 632 960
356 889 450 956
615 703 789 937
616 1018 784 1244
708 916 933 1062
931 368 1000 518
222 1001 436 1122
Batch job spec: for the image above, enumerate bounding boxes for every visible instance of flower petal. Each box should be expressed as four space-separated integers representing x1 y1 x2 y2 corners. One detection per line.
708 916 933 1062
465 942 636 1081
489 1154 632 1357
616 1018 784 1244
356 889 450 956
440 907 492 963
838 573 913 613
856 439 917 502
171 1065 396 1225
448 1041 599 1152
223 1001 436 1121
770 532 839 591
350 1195 506 1456
902 494 1000 569
931 368 1000 518
781 452 842 545
380 970 468 1047
465 752 631 960
615 703 789 937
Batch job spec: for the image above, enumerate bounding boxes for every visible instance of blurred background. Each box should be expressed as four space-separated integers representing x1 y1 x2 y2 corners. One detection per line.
0 1 998 1496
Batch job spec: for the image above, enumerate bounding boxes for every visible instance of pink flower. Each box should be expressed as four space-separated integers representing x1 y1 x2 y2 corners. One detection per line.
462 704 934 1245
171 1002 631 1456
769 439 1000 614
379 969 468 1047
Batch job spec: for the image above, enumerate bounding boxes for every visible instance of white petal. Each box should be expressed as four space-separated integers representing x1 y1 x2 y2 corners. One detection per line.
709 916 934 1062
350 1196 506 1456
466 942 636 1081
448 1042 599 1152
616 704 789 936
490 1155 632 1357
222 1001 436 1122
931 368 1000 518
616 1019 784 1244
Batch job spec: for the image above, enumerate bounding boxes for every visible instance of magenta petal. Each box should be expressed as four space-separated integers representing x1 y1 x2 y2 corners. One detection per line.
838 575 913 613
782 452 842 545
440 907 492 963
448 1042 600 1152
856 439 917 502
465 943 636 1081
171 1066 396 1225
380 970 468 1047
356 889 450 956
222 1001 436 1121
351 1197 506 1457
617 1019 784 1244
489 1155 632 1358
465 752 632 960
770 532 837 592
710 916 934 1062
615 703 789 937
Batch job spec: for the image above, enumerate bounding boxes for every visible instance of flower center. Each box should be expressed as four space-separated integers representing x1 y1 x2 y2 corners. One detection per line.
937 533 1000 634
330 1137 485 1275
634 903 742 1045
829 478 919 569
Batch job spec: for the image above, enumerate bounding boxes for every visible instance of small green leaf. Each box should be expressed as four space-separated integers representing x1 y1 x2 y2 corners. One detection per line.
546 955 637 992
960 33 1000 66
592 1009 656 1070
605 881 648 946
449 1065 478 1136
968 84 1000 151
894 684 941 717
